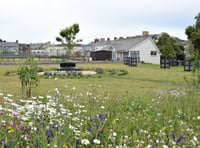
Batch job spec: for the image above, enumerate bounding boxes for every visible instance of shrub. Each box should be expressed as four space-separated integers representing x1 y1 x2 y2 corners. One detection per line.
96 68 104 74
4 71 10 76
118 70 128 76
4 70 16 76
109 69 116 75
37 67 44 72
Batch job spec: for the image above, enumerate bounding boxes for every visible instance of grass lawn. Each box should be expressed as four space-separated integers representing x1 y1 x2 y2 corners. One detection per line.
0 63 193 97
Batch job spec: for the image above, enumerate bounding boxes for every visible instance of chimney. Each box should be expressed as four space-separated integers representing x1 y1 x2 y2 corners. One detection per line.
142 31 149 37
16 40 19 43
114 37 117 40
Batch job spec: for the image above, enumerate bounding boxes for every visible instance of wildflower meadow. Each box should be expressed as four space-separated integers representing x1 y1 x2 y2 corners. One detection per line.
0 63 200 147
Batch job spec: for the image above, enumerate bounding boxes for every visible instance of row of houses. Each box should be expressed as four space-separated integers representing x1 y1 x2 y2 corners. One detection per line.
1 31 179 64
0 40 86 57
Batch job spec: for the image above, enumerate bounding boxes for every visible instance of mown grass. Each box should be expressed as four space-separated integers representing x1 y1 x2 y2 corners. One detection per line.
0 63 193 97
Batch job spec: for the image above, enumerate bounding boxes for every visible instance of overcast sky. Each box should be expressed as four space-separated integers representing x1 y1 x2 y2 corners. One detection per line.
0 0 199 44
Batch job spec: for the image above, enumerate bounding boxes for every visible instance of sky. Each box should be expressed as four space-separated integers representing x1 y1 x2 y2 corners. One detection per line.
0 0 199 44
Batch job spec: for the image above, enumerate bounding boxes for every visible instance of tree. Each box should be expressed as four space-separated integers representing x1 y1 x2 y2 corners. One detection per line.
156 33 184 60
56 24 82 58
17 57 39 98
185 13 200 90
185 13 200 54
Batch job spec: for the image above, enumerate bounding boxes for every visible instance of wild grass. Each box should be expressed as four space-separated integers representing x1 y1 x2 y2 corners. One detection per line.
0 63 199 147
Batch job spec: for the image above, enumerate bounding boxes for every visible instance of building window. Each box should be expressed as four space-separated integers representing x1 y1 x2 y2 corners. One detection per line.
151 51 157 56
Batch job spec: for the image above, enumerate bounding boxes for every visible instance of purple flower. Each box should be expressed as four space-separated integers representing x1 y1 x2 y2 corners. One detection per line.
13 112 18 116
176 136 183 143
172 132 175 141
76 139 79 145
9 121 14 126
45 130 49 135
99 113 104 118
47 139 50 144
96 68 104 74
166 135 169 145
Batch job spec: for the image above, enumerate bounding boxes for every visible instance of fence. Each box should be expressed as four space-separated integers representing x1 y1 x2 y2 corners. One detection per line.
184 60 195 72
160 58 170 68
124 57 137 67
169 58 178 67
0 57 77 66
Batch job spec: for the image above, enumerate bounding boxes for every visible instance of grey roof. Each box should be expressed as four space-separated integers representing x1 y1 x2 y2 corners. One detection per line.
111 36 148 51
0 42 19 47
90 40 112 46
97 44 113 51
30 44 44 50
90 36 149 52
19 44 29 48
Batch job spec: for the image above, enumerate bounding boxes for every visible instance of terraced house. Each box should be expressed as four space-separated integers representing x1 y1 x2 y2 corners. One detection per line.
0 40 19 56
89 31 161 64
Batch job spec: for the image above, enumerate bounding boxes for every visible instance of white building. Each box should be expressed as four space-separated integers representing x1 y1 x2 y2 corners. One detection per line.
45 44 67 57
89 32 161 64
30 43 49 56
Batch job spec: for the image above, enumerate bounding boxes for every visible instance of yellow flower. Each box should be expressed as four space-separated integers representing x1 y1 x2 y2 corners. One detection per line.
8 126 12 130
162 127 166 131
101 144 104 147
154 132 157 135
197 141 199 145
63 144 68 148
11 129 14 132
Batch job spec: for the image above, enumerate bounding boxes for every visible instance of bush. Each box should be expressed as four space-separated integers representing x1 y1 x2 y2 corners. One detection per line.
109 69 116 75
118 70 128 76
4 71 10 76
96 68 104 74
37 67 44 72
4 70 16 76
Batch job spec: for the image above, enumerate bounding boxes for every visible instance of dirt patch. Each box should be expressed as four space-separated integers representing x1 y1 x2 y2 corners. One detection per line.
81 71 97 75
38 71 97 76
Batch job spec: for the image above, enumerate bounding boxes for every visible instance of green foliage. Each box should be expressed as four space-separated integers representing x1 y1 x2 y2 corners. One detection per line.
17 57 39 98
118 69 128 76
156 33 185 60
74 51 81 57
185 13 200 53
56 24 82 58
185 13 200 90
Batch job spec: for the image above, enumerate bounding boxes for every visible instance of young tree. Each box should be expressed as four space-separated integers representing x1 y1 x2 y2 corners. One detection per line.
17 57 39 98
56 24 82 58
